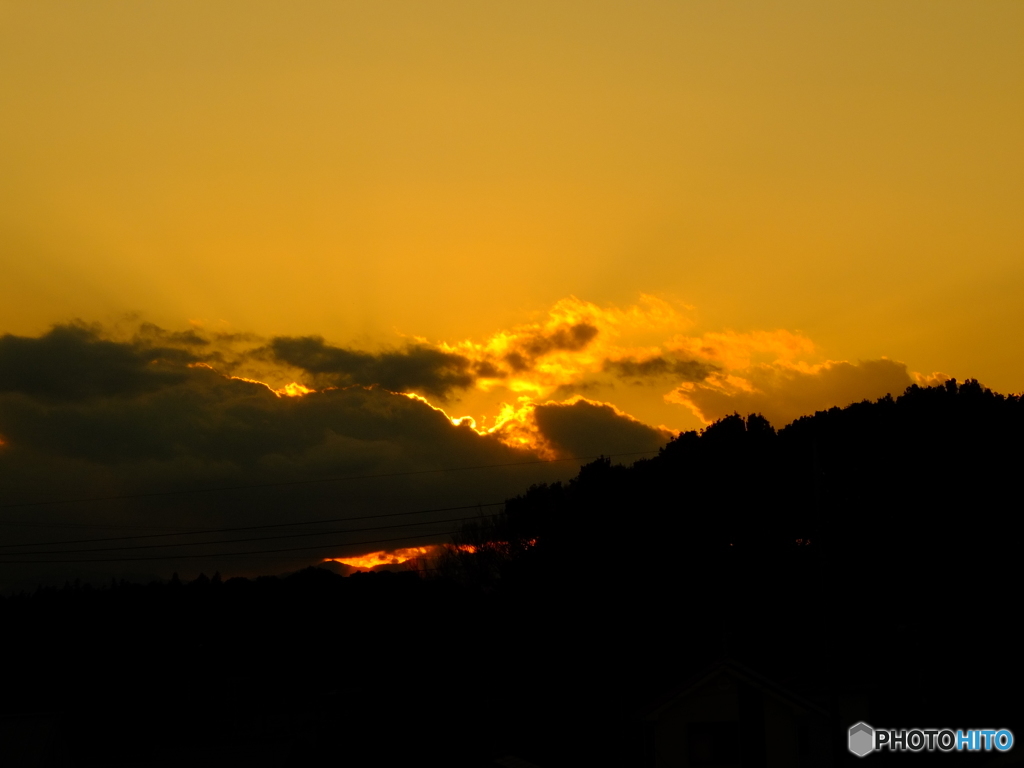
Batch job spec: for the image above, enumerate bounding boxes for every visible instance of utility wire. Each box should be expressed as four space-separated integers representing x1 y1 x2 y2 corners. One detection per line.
2 512 496 557
0 520 233 532
0 449 657 565
0 502 505 551
0 450 658 516
0 528 477 565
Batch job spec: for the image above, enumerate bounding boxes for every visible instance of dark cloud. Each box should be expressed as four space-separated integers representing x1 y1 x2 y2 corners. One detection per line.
533 399 673 459
522 322 598 356
0 324 195 402
135 323 210 348
670 358 915 426
268 336 475 400
472 360 505 379
504 322 599 371
0 325 578 585
268 322 602 393
604 356 718 382
547 381 608 401
504 351 530 372
0 358 531 476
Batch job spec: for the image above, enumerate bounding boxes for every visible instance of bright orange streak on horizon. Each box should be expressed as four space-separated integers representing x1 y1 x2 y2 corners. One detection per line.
326 545 438 570
325 538 538 574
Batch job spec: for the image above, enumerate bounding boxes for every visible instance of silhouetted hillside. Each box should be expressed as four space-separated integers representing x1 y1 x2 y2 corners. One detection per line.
447 378 1020 589
433 378 1022 764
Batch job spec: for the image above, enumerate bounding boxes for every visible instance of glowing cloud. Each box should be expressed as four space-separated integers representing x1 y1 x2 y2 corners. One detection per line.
665 329 816 371
277 382 315 398
225 375 317 398
437 294 696 397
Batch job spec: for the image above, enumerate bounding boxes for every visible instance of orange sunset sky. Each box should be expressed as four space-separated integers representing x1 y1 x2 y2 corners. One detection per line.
3 2 1022 414
0 2 1021 575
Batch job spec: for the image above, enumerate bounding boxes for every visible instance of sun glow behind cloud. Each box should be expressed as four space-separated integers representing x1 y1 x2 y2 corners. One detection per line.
189 363 317 399
172 294 952 457
406 295 696 453
99 295 948 458
383 295 944 444
229 377 316 399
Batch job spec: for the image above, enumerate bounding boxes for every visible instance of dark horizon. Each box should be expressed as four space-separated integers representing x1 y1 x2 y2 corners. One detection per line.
1 375 1016 588
2 377 1021 765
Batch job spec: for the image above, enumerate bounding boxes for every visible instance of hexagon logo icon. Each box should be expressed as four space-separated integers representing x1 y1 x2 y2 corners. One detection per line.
849 722 875 757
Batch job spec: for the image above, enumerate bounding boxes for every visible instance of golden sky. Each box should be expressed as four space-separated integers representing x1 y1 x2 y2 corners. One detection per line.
2 1 1021 391
0 1 1021 578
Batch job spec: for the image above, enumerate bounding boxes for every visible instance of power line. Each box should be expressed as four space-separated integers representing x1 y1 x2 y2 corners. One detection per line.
2 512 496 557
0 450 659 566
0 529 472 565
0 450 658 517
0 502 505 551
0 520 228 532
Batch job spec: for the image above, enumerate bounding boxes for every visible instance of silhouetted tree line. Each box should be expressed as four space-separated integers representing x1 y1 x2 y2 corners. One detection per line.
445 378 1021 591
0 380 1019 766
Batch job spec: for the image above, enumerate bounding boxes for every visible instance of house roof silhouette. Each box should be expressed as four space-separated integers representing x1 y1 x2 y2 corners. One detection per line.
636 656 832 721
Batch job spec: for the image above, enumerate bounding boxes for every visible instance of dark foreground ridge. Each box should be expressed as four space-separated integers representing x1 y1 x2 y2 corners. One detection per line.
1 379 1020 766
